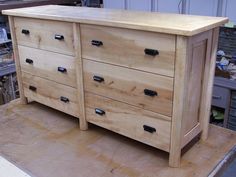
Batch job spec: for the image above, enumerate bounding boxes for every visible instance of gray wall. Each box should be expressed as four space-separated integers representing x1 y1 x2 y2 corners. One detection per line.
103 0 236 23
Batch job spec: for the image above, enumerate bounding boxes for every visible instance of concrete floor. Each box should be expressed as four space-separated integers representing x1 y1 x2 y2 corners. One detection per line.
0 100 236 177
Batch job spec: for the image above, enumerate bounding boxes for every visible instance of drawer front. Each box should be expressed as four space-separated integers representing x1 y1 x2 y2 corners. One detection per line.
83 59 173 116
85 92 171 152
22 72 79 117
18 45 76 87
211 86 230 109
14 17 74 56
81 25 175 77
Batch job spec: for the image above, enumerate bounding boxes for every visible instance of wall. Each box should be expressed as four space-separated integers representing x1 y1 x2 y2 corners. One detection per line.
103 0 236 24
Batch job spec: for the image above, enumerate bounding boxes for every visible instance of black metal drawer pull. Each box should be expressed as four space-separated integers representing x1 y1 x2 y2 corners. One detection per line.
144 48 159 56
95 108 105 116
143 125 156 133
58 67 67 73
60 96 70 103
212 95 222 100
144 89 158 97
25 58 33 64
93 75 104 83
55 34 64 40
91 40 103 47
29 85 37 92
22 29 30 35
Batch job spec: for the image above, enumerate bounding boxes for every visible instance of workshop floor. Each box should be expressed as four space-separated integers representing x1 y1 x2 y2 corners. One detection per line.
0 100 236 177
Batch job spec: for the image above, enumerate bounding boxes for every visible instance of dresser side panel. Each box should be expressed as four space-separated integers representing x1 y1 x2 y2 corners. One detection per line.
181 30 214 147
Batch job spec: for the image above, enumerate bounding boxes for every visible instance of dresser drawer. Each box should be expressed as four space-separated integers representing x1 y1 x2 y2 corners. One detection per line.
81 25 175 77
211 86 230 109
18 46 76 87
85 92 171 152
14 17 74 56
83 59 173 116
22 72 79 117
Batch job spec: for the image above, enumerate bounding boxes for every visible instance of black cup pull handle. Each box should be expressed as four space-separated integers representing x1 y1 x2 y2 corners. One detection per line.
144 89 158 97
91 40 103 47
25 58 33 64
55 34 64 40
29 85 37 92
144 48 159 56
60 96 70 103
95 108 105 116
58 67 67 73
93 75 104 83
143 125 156 133
22 29 30 35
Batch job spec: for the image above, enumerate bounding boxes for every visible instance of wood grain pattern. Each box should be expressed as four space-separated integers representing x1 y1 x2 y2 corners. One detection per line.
4 6 227 168
181 31 213 144
8 16 28 104
14 17 74 56
81 24 175 77
2 5 228 36
183 36 208 134
83 59 173 116
200 28 219 141
18 45 76 87
22 72 79 117
169 36 189 167
182 123 201 148
85 92 171 152
73 23 88 130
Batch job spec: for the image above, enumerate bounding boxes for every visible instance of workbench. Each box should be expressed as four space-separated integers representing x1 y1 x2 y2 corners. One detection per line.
2 5 228 167
0 100 235 177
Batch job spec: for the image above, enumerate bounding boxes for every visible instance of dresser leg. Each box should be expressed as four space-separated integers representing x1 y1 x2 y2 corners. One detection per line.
169 149 181 167
19 96 28 104
200 28 219 141
79 119 88 131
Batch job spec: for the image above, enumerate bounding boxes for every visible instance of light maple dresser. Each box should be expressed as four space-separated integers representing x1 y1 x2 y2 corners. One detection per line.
2 5 228 167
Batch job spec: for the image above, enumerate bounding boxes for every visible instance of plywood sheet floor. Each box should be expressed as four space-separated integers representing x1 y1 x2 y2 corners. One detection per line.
0 100 236 177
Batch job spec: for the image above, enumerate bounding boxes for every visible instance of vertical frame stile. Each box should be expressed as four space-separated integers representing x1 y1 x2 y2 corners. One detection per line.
169 35 189 167
8 16 28 104
200 28 219 141
73 23 88 130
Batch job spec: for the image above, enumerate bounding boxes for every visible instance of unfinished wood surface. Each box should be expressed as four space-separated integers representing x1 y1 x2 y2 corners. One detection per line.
2 5 228 36
182 31 212 136
0 101 236 177
8 16 27 104
14 17 74 56
18 45 76 87
180 31 213 148
4 6 227 168
73 23 88 130
200 28 220 141
169 36 189 167
85 92 171 152
81 24 175 77
182 123 201 148
183 41 206 133
83 59 173 116
22 72 79 117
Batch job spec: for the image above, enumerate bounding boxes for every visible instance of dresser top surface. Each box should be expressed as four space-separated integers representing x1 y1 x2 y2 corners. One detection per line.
2 5 228 36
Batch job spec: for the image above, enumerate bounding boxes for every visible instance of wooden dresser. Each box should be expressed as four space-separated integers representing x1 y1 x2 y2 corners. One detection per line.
2 5 228 167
